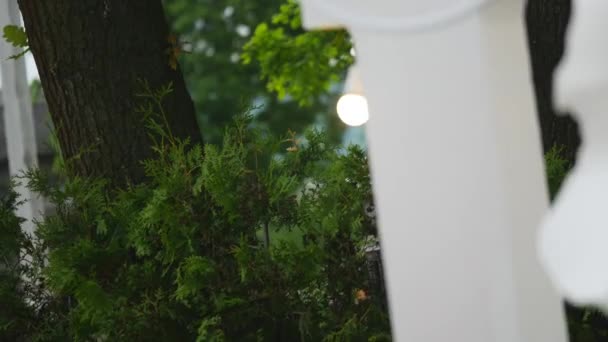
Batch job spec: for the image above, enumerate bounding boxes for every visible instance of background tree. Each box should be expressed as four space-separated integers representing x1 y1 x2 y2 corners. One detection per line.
17 0 202 186
165 0 346 145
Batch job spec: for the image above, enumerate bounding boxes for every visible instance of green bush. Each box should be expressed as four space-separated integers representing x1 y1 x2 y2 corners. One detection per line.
544 145 570 200
2 92 579 341
1 107 391 341
2 119 601 342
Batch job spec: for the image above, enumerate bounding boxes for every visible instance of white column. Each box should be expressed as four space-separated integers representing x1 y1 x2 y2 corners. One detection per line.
540 0 608 311
0 0 41 234
301 0 567 341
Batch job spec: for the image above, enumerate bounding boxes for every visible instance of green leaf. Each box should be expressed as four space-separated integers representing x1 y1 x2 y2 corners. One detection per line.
2 25 30 59
175 256 215 302
96 218 108 235
74 280 112 318
3 25 28 48
196 316 224 342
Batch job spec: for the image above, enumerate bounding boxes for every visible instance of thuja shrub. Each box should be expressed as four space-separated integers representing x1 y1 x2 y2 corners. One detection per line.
0 113 391 341
544 146 570 201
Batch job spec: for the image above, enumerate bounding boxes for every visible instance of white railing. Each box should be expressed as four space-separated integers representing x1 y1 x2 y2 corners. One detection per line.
0 0 42 234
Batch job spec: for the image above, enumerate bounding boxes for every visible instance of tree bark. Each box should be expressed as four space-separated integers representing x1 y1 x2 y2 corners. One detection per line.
17 0 201 186
526 0 580 162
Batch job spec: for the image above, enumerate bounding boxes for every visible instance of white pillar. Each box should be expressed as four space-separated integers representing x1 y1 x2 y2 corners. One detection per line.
300 0 567 341
0 0 41 233
540 0 608 311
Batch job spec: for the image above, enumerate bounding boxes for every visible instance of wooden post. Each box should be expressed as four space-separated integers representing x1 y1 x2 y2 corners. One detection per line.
0 0 42 234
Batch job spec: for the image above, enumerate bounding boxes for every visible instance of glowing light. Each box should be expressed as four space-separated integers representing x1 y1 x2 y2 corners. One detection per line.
337 93 369 126
337 64 369 126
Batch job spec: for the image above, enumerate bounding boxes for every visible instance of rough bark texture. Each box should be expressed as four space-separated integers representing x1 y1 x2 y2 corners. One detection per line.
526 0 580 162
18 0 202 186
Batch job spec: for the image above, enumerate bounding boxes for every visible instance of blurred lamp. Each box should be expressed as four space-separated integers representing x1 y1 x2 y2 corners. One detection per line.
337 65 369 126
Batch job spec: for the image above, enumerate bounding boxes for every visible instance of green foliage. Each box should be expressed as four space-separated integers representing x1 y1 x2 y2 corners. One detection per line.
30 79 44 103
545 145 570 200
2 98 598 341
242 0 353 105
567 306 608 342
0 186 28 340
2 25 27 48
165 0 344 145
0 183 69 341
1 105 390 340
2 25 30 60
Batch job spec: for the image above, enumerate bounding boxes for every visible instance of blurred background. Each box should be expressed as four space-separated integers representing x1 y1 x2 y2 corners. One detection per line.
0 0 366 197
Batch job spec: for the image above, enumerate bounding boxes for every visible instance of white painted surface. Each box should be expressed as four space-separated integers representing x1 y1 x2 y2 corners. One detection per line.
0 0 42 233
301 0 492 31
541 0 608 310
301 0 567 340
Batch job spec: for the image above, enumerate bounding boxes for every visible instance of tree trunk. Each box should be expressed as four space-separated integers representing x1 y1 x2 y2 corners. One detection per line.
526 0 580 162
17 0 201 186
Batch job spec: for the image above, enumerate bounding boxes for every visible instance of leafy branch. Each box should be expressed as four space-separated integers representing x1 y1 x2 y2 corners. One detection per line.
2 25 30 60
